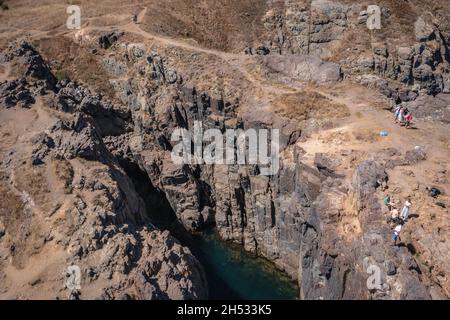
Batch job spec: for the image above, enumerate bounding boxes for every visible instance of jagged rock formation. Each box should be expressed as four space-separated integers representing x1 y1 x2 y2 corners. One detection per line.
89 36 447 299
263 0 349 58
0 42 207 300
260 1 450 99
0 0 449 300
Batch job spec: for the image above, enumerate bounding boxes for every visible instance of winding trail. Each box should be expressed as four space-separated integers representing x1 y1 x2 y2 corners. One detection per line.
10 6 296 98
7 6 450 170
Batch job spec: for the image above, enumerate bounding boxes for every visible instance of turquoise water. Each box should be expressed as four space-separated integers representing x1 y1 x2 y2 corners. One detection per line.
187 229 298 300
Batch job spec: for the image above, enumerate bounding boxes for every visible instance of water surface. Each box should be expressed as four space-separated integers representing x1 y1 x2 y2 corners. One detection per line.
187 229 298 300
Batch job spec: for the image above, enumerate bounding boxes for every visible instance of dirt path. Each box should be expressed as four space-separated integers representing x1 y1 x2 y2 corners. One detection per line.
299 84 450 211
6 7 449 186
324 86 449 160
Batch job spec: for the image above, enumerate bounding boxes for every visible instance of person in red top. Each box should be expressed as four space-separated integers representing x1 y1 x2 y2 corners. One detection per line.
405 112 413 128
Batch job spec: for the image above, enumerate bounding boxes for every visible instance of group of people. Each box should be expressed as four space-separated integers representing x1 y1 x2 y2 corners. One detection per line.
393 105 413 129
384 195 412 245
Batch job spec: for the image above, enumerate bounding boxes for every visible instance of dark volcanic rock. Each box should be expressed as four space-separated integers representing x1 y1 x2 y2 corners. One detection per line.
3 40 56 90
99 31 124 49
405 94 450 123
0 79 35 108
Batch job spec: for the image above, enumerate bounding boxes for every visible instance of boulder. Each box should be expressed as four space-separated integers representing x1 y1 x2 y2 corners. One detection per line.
405 94 450 123
99 31 124 49
261 54 342 84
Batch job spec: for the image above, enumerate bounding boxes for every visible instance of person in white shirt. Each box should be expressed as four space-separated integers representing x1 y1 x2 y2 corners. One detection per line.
394 105 402 122
392 224 402 245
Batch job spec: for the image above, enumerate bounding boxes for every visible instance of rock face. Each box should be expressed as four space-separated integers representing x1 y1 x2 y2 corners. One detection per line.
1 40 56 89
263 0 348 58
404 94 450 123
261 54 342 84
90 40 443 300
0 42 207 300
98 31 124 50
261 1 450 98
296 160 431 300
1 0 449 301
352 12 449 98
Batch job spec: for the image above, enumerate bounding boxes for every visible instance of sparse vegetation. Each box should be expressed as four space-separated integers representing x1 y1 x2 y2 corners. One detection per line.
36 37 117 101
353 128 382 143
52 158 74 194
439 136 450 151
54 68 69 82
0 172 25 234
274 90 350 122
0 0 449 300
14 166 51 211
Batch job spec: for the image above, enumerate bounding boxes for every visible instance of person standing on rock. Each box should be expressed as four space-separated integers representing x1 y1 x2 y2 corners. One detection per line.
392 223 403 246
400 199 412 221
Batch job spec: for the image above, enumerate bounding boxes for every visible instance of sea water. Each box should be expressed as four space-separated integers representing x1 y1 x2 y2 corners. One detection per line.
188 229 298 300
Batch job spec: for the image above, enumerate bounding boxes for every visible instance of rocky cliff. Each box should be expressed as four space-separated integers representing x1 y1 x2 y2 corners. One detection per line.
0 0 449 300
0 42 207 300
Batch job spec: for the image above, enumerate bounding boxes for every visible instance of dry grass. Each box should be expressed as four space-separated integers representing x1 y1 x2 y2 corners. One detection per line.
35 36 117 100
274 90 350 122
319 130 352 145
439 136 450 152
0 172 26 237
140 0 268 52
14 165 50 210
52 158 74 194
353 128 381 143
